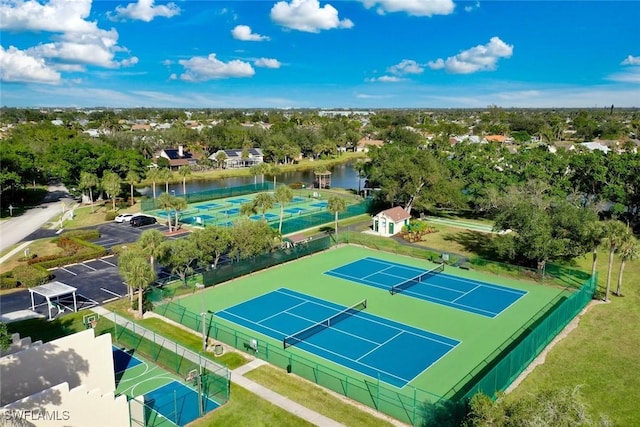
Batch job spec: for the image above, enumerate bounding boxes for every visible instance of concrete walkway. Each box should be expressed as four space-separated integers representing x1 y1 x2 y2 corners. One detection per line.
92 306 346 427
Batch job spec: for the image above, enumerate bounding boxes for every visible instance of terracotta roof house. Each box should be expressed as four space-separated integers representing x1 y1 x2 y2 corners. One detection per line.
372 206 411 237
484 135 507 143
157 145 202 170
356 138 384 152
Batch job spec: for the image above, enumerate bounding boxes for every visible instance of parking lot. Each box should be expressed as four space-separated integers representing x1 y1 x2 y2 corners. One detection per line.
0 219 188 320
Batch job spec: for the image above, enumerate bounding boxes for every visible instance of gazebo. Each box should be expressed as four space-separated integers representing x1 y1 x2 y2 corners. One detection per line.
314 171 332 189
28 281 78 320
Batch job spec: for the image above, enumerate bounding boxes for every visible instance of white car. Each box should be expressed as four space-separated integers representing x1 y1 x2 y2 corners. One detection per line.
114 213 135 223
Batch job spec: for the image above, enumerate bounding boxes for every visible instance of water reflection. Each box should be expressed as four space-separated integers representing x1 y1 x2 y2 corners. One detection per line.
138 161 362 196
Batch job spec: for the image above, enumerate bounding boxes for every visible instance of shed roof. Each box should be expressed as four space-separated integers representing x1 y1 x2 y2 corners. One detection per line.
378 206 411 222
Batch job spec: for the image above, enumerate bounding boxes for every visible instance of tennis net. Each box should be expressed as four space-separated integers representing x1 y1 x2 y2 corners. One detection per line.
390 263 445 295
283 299 367 349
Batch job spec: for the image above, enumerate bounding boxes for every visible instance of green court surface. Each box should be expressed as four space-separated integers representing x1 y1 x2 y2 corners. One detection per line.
145 189 341 228
174 245 568 398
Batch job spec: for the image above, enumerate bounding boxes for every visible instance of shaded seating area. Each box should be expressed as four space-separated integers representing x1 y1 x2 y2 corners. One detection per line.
28 281 78 320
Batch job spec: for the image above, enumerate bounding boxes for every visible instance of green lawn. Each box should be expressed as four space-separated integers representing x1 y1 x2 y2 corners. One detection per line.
245 365 396 427
508 250 640 426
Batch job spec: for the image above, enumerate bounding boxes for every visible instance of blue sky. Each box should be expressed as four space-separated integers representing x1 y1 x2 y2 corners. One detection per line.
1 0 639 108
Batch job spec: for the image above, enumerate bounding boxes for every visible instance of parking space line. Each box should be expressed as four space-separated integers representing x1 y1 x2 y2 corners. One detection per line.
99 258 116 267
60 267 77 276
101 288 122 298
81 263 97 271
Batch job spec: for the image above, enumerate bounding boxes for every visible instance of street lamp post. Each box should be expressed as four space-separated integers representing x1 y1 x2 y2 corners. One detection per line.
201 310 214 352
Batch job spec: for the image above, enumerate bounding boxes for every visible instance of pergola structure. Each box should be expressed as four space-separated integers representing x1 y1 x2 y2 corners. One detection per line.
28 281 78 320
314 171 332 189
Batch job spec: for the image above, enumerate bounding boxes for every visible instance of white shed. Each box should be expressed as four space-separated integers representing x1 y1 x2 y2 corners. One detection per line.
372 207 411 237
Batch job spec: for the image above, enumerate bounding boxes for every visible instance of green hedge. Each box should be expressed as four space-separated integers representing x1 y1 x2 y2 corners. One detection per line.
58 229 100 240
11 264 52 288
0 273 18 289
27 236 107 269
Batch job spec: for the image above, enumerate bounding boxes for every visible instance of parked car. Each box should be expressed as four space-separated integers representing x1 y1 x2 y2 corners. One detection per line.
130 215 157 227
114 213 135 223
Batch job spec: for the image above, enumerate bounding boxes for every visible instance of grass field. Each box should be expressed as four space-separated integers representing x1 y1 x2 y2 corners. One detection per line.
508 250 640 426
172 245 566 399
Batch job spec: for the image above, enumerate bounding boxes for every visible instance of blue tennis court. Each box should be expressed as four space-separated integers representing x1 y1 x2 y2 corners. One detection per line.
228 198 251 204
284 207 306 214
195 203 219 210
251 213 278 221
215 288 459 388
145 380 220 426
291 196 307 203
325 257 527 318
310 201 328 208
197 214 215 220
220 208 240 215
112 347 142 375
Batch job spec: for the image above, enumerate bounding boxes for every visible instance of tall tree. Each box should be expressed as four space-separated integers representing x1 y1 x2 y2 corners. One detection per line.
601 220 631 301
240 201 258 218
78 172 99 213
274 185 294 233
101 171 121 211
170 195 188 231
137 229 167 287
327 196 347 240
147 168 161 199
161 238 200 288
615 236 639 297
156 192 174 232
125 170 140 206
253 193 275 219
192 226 233 269
250 162 270 185
157 168 173 193
119 251 156 318
178 165 192 195
268 164 282 188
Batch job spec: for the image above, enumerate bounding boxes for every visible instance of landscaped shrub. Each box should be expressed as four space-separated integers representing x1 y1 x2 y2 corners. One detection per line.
12 264 51 288
60 229 100 240
56 237 84 255
27 236 107 269
0 273 18 289
401 219 436 243
105 211 117 221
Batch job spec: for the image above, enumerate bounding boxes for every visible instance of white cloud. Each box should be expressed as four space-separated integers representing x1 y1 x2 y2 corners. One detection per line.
254 58 281 68
368 75 405 82
178 54 255 81
360 0 454 16
232 25 270 41
428 36 513 74
0 45 61 84
621 55 640 66
0 0 96 33
464 1 480 13
109 0 180 22
389 59 423 75
271 0 354 33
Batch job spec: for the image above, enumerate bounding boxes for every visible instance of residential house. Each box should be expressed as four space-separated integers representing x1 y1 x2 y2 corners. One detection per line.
156 145 202 170
372 206 411 237
209 148 264 169
484 135 507 143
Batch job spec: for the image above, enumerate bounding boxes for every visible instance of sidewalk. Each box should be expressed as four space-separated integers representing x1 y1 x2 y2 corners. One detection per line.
92 306 346 427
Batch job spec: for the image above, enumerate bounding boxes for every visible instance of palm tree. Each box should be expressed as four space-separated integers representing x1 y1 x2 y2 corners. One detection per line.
250 163 270 185
268 164 282 189
147 168 161 199
79 172 99 213
156 192 174 232
125 170 140 206
327 196 347 241
157 168 174 193
274 185 293 233
101 171 121 211
170 196 188 231
253 193 275 220
178 166 192 195
117 249 140 302
615 236 639 297
240 201 258 218
138 229 167 272
601 220 631 301
119 253 156 318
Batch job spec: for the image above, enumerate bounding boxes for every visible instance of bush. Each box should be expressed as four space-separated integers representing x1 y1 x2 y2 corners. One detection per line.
12 264 51 288
401 219 436 243
0 274 19 290
60 229 100 240
105 211 117 221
